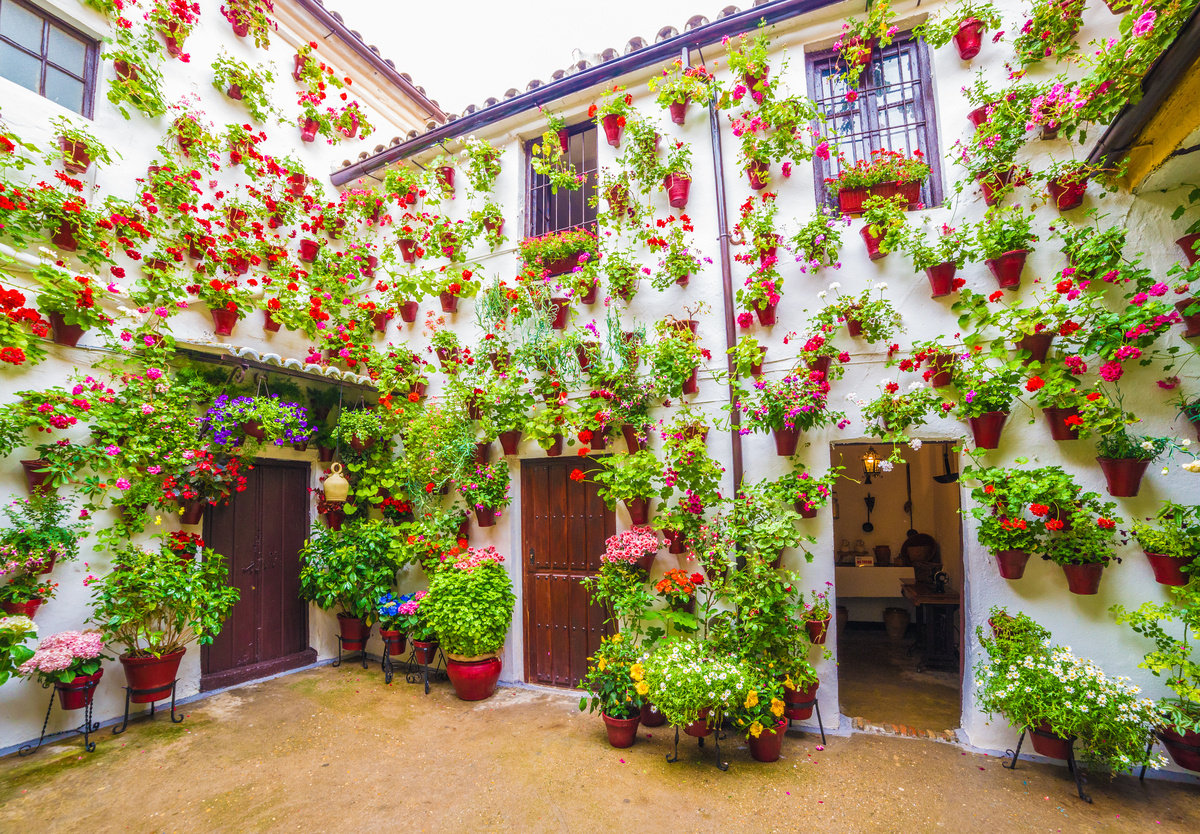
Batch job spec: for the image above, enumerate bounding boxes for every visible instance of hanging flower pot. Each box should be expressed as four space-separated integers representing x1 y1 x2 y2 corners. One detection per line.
549 298 570 329
372 311 392 333
1143 551 1191 587
1096 457 1150 497
1047 176 1087 211
52 219 79 252
499 430 522 455
439 292 459 313
591 428 609 451
180 499 208 526
967 103 992 129
317 446 335 462
226 82 244 100
1159 727 1200 772
300 118 320 143
860 225 887 260
380 630 407 657
1029 723 1074 758
837 186 868 215
473 440 490 463
604 183 628 216
544 434 564 457
336 614 371 652
773 426 800 456
794 499 818 519
1175 297 1200 338
968 410 1009 449
985 249 1028 289
747 719 788 763
210 307 238 336
286 172 306 196
1014 332 1054 363
445 655 502 701
46 312 85 347
399 300 420 322
555 128 570 155
2 598 43 618
667 96 690 125
806 354 830 378
1061 563 1105 595
993 549 1030 580
925 262 957 298
753 300 777 326
436 166 455 192
397 238 418 264
953 17 985 60
474 505 497 527
120 648 186 703
58 137 92 175
260 309 281 333
621 424 644 452
783 678 819 720
602 711 641 748
663 172 691 208
681 368 699 396
1176 233 1200 266
412 639 439 666
55 669 104 711
684 707 713 738
624 497 649 525
747 160 769 190
21 459 53 496
663 528 686 554
977 168 1014 206
743 68 768 92
928 354 955 388
601 113 623 147
846 317 864 338
298 238 320 262
805 616 831 645
1042 406 1081 441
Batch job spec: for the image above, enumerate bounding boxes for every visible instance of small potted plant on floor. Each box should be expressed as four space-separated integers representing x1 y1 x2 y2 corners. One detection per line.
642 639 748 738
579 634 645 747
729 668 788 762
394 592 438 664
422 546 515 700
376 592 414 658
299 520 402 653
91 537 239 704
17 630 109 711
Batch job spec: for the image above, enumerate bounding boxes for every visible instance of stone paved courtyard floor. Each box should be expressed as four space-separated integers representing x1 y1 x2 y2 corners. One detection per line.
2 662 1198 832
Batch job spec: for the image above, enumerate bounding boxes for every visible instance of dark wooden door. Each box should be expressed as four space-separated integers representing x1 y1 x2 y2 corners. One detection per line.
201 460 315 690
521 456 613 688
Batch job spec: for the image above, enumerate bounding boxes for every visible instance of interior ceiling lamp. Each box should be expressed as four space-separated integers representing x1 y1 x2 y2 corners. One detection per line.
862 446 882 484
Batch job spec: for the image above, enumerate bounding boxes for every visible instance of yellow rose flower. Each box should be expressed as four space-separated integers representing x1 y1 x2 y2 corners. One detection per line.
629 663 644 682
748 720 763 738
743 689 759 709
770 698 785 717
635 680 649 696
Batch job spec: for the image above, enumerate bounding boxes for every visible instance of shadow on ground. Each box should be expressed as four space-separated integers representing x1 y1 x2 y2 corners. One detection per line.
2 664 1197 832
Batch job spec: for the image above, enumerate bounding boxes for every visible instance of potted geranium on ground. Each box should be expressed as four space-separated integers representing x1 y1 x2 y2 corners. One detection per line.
579 634 645 747
17 630 109 711
422 546 515 701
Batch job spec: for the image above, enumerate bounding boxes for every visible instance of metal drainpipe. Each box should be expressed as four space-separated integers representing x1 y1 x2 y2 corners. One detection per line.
698 48 744 495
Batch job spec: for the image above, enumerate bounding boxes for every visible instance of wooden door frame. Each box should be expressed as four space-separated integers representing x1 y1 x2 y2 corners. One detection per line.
200 458 316 691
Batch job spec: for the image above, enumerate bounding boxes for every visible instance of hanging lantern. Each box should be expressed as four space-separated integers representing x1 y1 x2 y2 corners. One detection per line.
323 462 351 504
862 447 882 484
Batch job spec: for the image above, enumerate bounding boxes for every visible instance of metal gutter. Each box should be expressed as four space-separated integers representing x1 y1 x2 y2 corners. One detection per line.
1087 5 1200 169
291 0 448 125
330 0 840 186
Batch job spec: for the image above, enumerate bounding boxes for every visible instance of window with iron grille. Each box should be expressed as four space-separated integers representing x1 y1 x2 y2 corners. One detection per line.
525 122 598 238
0 0 97 117
806 35 943 208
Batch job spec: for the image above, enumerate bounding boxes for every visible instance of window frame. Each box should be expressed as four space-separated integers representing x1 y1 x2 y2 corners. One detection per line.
0 0 99 118
523 119 599 239
805 33 944 209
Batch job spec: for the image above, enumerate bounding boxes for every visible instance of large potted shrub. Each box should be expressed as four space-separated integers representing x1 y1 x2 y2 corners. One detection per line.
299 520 403 652
579 634 645 748
422 546 515 700
90 538 239 703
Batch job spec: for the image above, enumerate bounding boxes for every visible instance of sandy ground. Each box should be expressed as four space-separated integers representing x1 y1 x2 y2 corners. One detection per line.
2 662 1198 833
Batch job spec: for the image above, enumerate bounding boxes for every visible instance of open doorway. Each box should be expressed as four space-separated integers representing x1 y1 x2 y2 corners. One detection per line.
830 441 963 734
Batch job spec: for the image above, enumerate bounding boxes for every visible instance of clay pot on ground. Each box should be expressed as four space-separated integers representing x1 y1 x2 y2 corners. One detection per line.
119 648 185 703
445 655 502 701
602 712 641 748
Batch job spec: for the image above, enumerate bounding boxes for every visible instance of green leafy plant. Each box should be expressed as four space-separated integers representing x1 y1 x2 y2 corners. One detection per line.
422 546 515 657
915 0 1002 47
975 205 1038 259
211 53 277 122
1113 583 1200 735
578 633 644 719
298 520 403 622
641 638 749 727
790 205 844 272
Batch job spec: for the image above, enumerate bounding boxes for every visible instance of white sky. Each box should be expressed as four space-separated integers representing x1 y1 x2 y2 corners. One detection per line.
335 0 713 115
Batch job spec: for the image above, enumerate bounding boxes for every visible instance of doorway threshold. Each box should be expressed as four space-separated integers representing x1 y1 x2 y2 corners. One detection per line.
849 715 959 743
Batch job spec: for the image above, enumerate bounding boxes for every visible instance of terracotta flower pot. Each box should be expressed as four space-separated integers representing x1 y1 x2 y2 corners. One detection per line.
623 497 649 525
1042 406 1081 441
473 440 491 463
967 104 991 129
1159 726 1200 772
1096 456 1150 497
994 549 1030 580
794 500 818 519
380 629 407 657
968 411 1009 449
681 368 699 396
1029 723 1073 759
372 311 392 333
1143 551 1191 587
434 292 458 313
953 18 985 60
263 310 282 333
56 669 103 711
227 83 243 100
474 505 497 528
398 300 420 323
837 186 868 215
805 616 831 645
747 720 788 763
210 307 238 336
549 298 570 329
58 137 91 175
806 355 830 378
601 113 623 147
663 172 691 209
52 219 78 252
926 262 957 298
544 434 564 457
846 317 863 338
1175 297 1200 338
1062 563 1105 595
1015 332 1054 363
683 708 713 738
928 353 955 388
1176 233 1200 266
435 166 455 192
446 655 502 701
21 459 54 495
2 598 43 618
754 300 777 326
773 426 800 456
747 160 769 190
1047 177 1087 211
180 499 207 526
860 224 888 260
663 528 686 555
120 648 185 703
602 712 641 748
337 614 371 652
499 430 522 455
621 424 644 452
300 118 320 143
668 97 689 125
412 639 439 666
640 702 667 727
784 679 819 721
47 312 85 347
977 168 1014 206
985 250 1028 289
298 238 320 262
398 238 418 264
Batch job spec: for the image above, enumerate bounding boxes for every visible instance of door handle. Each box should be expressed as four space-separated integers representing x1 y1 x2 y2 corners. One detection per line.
242 560 258 573
529 549 535 567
